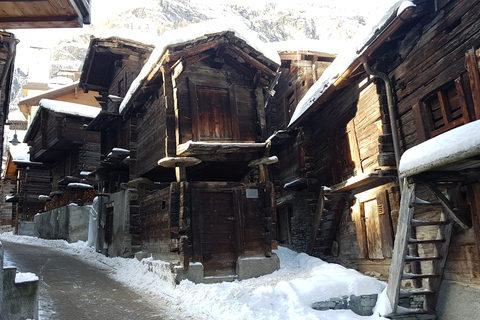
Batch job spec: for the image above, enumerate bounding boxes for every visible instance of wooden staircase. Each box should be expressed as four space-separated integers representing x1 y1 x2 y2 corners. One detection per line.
387 177 469 316
307 186 346 256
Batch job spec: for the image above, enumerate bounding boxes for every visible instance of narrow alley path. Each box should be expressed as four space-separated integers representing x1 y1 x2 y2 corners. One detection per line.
2 241 169 320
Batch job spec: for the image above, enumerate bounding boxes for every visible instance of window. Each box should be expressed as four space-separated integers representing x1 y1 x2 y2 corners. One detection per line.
421 79 471 137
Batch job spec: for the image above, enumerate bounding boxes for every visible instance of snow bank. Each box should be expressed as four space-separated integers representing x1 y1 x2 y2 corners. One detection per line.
399 119 480 178
0 233 388 319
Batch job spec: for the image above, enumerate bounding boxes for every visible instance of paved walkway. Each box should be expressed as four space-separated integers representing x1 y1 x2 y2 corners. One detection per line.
2 241 170 320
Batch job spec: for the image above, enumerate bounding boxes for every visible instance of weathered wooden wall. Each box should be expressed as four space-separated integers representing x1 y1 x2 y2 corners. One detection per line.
384 0 480 288
176 59 262 144
392 0 480 150
16 166 50 221
135 93 166 177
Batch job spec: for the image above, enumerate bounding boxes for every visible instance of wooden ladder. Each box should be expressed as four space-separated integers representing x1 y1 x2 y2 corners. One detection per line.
387 177 468 315
307 186 346 256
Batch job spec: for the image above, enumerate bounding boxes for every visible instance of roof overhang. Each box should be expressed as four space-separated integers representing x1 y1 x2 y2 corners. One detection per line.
0 0 91 29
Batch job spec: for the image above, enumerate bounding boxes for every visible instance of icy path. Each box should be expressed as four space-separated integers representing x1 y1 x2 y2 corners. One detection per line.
2 240 171 320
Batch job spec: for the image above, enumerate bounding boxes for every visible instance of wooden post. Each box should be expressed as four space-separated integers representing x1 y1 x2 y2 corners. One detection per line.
248 156 278 183
158 157 201 182
465 48 480 119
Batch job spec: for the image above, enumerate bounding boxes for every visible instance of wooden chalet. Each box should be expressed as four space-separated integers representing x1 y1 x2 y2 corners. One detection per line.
270 0 480 318
0 0 90 29
82 21 281 282
20 99 100 216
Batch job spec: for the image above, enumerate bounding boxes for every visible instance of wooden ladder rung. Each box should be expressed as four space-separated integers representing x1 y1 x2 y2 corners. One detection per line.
408 238 446 245
399 289 436 298
402 273 440 280
410 203 444 209
411 219 450 227
405 255 443 262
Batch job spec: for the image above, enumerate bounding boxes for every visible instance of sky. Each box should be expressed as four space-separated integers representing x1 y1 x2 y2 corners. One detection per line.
0 232 392 320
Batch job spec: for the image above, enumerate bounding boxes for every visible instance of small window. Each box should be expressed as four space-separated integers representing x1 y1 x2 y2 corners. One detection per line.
422 79 470 137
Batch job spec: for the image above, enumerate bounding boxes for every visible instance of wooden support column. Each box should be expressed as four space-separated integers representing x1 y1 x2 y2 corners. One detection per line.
465 48 480 119
248 156 278 183
162 70 176 157
467 183 480 263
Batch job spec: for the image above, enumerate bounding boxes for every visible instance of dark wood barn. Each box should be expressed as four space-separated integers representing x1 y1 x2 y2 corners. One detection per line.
83 23 281 281
21 99 101 213
269 0 480 318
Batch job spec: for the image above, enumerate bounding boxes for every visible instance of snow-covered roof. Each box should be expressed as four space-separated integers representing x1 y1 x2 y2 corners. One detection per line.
399 120 480 178
37 99 101 118
24 99 101 143
288 0 411 127
119 17 280 114
9 143 30 162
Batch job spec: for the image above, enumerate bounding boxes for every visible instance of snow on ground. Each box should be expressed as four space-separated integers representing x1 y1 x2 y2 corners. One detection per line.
0 233 390 320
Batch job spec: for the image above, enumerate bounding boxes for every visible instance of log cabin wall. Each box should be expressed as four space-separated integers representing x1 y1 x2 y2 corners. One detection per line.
267 53 333 133
135 93 167 177
16 165 50 221
139 183 180 262
176 59 262 145
384 0 480 288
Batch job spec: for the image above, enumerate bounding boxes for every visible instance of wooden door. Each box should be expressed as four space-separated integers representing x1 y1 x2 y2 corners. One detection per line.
363 199 384 260
188 78 240 142
193 190 237 277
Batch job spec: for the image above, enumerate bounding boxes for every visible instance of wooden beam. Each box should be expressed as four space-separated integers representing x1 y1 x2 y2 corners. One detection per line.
465 48 480 119
306 186 325 255
227 45 276 78
164 38 228 62
424 181 469 230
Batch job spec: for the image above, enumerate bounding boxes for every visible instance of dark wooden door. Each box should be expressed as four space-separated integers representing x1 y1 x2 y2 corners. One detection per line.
196 87 232 141
193 190 237 277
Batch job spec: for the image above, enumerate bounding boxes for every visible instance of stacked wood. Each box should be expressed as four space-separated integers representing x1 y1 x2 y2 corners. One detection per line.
45 188 96 211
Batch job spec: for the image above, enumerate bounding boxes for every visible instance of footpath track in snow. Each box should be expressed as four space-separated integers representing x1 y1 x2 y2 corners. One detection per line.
2 240 170 320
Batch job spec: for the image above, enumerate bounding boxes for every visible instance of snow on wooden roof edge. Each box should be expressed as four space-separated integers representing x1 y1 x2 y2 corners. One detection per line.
287 0 407 128
398 119 480 178
119 17 280 115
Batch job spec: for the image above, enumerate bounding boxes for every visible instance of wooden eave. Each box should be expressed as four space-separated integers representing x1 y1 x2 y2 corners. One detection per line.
288 3 430 129
86 110 122 131
176 141 266 162
329 168 398 194
0 0 91 29
79 37 154 93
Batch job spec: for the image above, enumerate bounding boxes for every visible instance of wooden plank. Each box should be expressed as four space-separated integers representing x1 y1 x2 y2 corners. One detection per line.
454 77 471 123
424 182 469 230
306 186 325 255
352 199 368 259
467 183 480 263
387 180 416 314
465 48 480 119
411 104 428 143
347 119 363 174
255 87 266 140
364 198 384 260
377 189 394 258
229 84 241 141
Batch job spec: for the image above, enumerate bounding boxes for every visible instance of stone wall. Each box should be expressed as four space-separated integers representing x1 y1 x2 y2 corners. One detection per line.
34 204 90 242
0 242 39 319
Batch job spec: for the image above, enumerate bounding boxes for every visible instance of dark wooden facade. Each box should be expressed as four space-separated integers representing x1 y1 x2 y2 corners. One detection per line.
20 99 101 215
271 0 480 317
83 27 280 280
81 37 155 193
